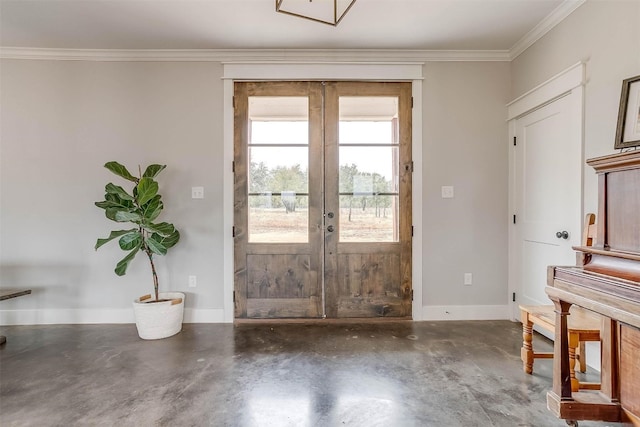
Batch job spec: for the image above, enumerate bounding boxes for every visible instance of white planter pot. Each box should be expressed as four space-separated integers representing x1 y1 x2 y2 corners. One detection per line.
132 292 185 340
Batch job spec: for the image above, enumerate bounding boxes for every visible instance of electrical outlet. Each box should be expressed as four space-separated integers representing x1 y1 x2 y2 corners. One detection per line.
191 187 204 199
188 275 197 288
464 273 472 286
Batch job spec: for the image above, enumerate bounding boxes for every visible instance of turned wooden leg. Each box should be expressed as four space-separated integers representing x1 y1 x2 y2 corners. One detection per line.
577 341 586 373
521 309 534 374
569 332 580 392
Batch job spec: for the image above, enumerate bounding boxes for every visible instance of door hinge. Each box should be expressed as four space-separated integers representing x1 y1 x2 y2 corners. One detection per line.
513 214 516 224
411 289 414 301
232 96 235 109
405 161 414 173
232 226 236 237
411 97 414 108
233 291 236 303
512 292 516 302
232 161 235 173
411 225 414 237
513 136 517 146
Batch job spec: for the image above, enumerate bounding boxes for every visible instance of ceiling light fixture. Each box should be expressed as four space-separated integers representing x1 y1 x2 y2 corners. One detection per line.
276 0 357 27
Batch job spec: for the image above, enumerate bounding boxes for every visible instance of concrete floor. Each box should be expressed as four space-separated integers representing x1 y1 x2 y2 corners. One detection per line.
0 320 621 427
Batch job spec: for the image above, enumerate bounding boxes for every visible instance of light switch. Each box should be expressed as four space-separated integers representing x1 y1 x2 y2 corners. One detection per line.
192 186 204 199
441 186 454 198
464 273 472 286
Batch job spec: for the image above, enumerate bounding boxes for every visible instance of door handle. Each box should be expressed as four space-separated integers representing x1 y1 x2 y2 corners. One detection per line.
556 231 569 239
327 225 335 232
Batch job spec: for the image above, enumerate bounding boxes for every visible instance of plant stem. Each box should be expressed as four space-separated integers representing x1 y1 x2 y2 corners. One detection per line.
146 249 159 301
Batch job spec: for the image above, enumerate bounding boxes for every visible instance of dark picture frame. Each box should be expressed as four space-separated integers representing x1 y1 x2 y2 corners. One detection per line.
614 74 640 149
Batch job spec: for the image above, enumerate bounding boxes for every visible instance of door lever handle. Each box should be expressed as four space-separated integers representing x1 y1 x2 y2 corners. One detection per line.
556 231 569 239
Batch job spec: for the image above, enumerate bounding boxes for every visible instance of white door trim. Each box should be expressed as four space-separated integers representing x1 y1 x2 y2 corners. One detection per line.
507 62 585 321
507 62 584 121
222 62 424 322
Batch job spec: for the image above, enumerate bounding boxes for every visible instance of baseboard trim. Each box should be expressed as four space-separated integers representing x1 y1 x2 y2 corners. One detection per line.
422 305 510 321
1 306 508 324
183 308 225 323
0 308 225 325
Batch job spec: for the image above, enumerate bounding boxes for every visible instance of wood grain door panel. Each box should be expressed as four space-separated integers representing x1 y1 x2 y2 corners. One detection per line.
234 82 323 318
234 81 412 319
324 82 412 319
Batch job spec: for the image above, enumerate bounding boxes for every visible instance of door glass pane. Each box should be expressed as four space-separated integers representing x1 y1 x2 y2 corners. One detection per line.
248 97 309 243
339 195 399 242
338 97 399 242
339 146 398 194
339 121 395 144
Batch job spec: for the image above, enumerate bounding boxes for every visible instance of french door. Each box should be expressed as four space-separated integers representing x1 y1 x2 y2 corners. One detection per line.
234 81 412 319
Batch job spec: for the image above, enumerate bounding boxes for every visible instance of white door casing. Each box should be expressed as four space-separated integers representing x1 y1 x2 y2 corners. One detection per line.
222 62 424 322
508 62 584 320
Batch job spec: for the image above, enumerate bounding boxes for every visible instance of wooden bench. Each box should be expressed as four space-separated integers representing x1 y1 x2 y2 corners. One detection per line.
519 214 601 393
520 304 601 392
0 289 32 345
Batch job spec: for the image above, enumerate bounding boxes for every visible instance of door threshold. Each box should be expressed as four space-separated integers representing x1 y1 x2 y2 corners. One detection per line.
234 317 413 325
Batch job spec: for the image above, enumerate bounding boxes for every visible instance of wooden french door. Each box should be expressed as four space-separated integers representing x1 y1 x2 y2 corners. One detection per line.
234 81 412 319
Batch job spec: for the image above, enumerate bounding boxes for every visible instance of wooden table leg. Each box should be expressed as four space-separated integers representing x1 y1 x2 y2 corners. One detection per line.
569 332 580 392
550 297 573 401
521 309 534 374
577 341 587 373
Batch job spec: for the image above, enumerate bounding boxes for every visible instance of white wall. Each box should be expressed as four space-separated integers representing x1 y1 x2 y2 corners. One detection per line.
0 58 511 323
511 0 640 215
422 62 511 319
1 60 226 322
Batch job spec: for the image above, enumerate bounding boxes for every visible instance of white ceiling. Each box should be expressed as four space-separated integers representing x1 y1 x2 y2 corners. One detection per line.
0 0 573 51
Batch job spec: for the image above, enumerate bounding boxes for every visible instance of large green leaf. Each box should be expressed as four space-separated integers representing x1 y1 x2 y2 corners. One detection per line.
105 193 118 202
143 164 166 179
95 200 117 210
142 195 163 223
105 183 134 201
146 222 174 236
136 177 158 206
114 244 142 276
102 194 134 209
119 232 142 250
95 229 137 250
95 199 132 210
146 234 167 255
153 229 180 249
104 162 138 183
114 211 142 223
164 230 180 248
105 208 120 221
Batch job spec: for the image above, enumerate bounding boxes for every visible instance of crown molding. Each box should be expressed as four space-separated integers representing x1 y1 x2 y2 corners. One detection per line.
509 0 586 60
0 47 510 62
0 0 586 64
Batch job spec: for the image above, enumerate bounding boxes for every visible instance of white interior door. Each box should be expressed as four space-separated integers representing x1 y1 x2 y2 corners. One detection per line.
513 92 582 313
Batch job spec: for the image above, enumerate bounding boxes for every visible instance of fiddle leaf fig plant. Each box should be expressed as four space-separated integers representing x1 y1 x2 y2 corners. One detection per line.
95 161 180 301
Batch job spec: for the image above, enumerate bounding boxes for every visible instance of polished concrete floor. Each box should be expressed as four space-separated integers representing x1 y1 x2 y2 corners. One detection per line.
0 321 620 427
